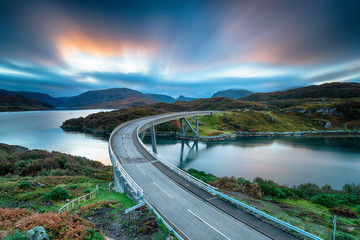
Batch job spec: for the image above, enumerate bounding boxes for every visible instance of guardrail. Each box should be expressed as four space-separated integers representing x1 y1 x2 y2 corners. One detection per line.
58 185 99 214
136 126 323 240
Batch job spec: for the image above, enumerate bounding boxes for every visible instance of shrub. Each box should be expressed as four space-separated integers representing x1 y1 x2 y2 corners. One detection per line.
310 194 336 208
298 183 322 198
187 168 217 183
84 189 90 194
281 188 301 199
343 183 360 195
18 181 31 189
335 231 356 240
86 229 104 240
254 177 285 199
43 187 71 200
69 185 78 189
4 230 27 240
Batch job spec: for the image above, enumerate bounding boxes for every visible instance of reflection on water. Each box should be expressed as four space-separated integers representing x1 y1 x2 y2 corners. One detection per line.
0 110 111 165
144 136 360 189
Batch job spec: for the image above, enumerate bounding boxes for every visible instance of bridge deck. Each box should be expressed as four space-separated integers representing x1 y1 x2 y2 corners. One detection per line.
110 112 294 240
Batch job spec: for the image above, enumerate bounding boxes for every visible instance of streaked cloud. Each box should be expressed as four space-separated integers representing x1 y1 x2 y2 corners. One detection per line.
0 0 359 97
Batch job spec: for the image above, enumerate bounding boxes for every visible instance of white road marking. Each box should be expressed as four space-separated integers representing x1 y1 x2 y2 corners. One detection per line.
187 209 231 240
136 164 147 175
153 181 174 199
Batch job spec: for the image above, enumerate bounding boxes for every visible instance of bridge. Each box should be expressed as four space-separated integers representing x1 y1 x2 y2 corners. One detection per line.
109 111 321 240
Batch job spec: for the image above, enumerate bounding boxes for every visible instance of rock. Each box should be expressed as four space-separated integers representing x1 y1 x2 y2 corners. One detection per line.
26 226 50 240
325 122 331 129
345 227 354 233
243 109 248 113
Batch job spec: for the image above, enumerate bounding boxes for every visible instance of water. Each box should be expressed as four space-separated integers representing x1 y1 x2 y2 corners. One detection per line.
0 110 359 189
144 137 360 189
0 110 111 165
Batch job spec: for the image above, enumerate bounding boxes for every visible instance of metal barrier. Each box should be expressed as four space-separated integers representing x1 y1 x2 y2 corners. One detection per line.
136 128 323 240
58 185 99 214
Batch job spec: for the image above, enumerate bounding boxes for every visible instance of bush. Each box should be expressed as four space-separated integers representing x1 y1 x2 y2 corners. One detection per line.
18 181 31 189
254 178 285 199
4 230 27 240
311 193 360 208
187 168 217 183
69 185 78 189
43 187 71 200
298 183 322 198
84 189 90 194
343 183 360 195
335 231 356 240
86 229 104 240
310 194 336 208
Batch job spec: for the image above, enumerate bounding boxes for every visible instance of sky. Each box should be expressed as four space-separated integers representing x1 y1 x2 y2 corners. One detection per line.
0 0 360 98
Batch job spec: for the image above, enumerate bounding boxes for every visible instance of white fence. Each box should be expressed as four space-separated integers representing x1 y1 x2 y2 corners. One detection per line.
58 185 99 214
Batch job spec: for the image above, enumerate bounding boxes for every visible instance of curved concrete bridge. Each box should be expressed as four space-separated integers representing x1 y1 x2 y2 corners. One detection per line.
109 111 300 240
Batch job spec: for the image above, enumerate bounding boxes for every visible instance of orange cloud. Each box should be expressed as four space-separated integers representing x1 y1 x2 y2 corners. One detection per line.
56 29 156 59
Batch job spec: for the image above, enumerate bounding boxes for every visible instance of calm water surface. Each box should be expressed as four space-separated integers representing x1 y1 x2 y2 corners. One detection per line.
144 137 360 189
0 110 359 189
0 110 111 165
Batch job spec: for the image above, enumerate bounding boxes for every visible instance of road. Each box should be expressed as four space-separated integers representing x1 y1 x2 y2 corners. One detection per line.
110 112 276 240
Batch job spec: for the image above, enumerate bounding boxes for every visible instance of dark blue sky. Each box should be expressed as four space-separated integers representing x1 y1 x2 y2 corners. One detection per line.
0 0 360 97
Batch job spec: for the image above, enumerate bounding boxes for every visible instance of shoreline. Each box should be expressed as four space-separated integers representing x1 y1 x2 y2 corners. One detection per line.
62 125 359 141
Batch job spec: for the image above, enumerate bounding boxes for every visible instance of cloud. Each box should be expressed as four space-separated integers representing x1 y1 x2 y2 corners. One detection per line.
0 0 360 97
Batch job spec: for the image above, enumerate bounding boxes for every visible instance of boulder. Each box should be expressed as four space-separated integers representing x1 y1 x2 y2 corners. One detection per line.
26 226 50 240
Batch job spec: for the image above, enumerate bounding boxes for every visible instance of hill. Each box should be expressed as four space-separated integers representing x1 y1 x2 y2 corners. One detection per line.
0 94 55 112
64 88 157 109
0 89 67 107
146 93 176 103
212 89 253 99
240 82 360 101
175 95 197 101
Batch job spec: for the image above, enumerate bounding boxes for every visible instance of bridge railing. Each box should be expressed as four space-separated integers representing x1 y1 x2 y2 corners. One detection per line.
136 128 323 240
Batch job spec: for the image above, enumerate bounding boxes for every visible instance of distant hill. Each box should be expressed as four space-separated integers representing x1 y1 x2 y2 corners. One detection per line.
212 89 253 99
64 88 157 109
176 95 197 102
240 82 360 101
0 89 67 107
146 94 176 103
0 94 55 111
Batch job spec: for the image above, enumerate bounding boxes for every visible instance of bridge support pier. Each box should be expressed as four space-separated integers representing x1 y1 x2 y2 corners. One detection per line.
180 115 199 136
140 130 146 141
113 167 124 193
150 125 157 154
